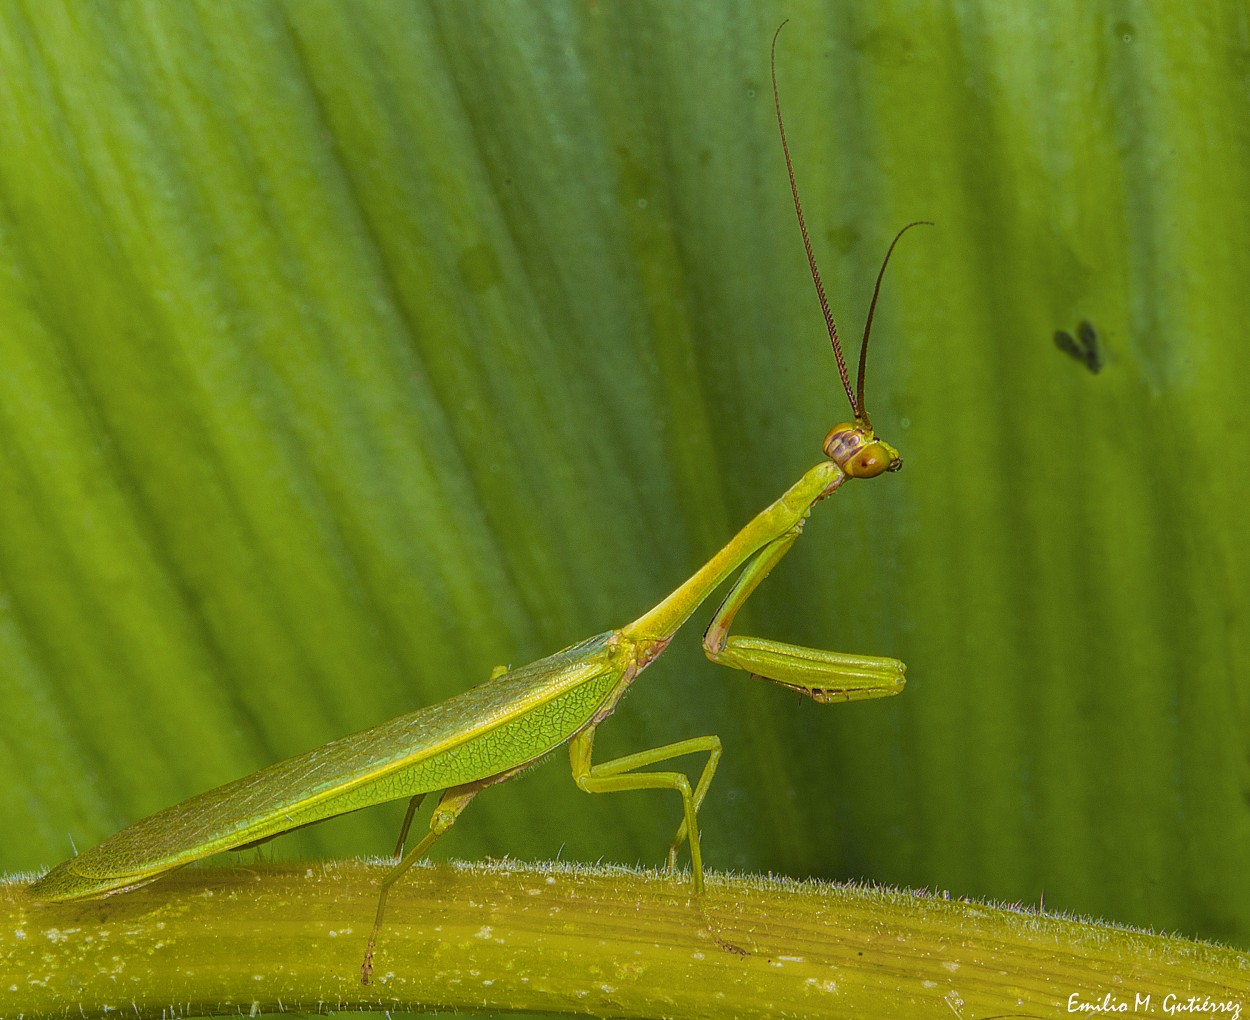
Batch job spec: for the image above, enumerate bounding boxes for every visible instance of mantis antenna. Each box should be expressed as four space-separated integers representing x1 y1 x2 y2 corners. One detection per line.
770 20 932 432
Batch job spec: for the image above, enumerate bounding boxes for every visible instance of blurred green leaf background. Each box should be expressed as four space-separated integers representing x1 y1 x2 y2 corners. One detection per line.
2 0 1247 994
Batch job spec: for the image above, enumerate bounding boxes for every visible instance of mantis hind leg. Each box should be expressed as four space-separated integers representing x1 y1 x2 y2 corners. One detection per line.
391 792 427 857
569 725 721 894
360 784 480 985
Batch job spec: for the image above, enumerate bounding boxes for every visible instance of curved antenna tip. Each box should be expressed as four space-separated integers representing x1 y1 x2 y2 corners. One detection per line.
854 221 933 426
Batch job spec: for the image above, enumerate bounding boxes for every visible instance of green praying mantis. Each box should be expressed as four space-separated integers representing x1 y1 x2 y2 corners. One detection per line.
30 24 926 984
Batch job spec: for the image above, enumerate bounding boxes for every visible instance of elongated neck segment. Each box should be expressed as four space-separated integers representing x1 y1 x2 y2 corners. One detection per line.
622 460 846 644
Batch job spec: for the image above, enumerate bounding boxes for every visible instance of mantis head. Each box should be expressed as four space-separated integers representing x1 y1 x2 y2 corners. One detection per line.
770 21 928 482
823 421 901 479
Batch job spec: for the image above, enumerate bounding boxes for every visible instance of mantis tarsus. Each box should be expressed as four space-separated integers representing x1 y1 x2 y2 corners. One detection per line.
30 24 926 984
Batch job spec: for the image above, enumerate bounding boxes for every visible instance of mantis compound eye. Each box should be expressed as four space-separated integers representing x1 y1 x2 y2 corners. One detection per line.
848 441 902 477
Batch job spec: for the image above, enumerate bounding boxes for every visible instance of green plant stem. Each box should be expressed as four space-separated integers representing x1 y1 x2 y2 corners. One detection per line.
4 859 1247 1018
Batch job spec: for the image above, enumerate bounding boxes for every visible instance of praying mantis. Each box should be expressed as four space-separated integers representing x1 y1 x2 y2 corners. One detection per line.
30 24 925 984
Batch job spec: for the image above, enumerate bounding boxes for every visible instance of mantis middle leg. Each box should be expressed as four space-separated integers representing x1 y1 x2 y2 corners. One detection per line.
569 725 721 893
